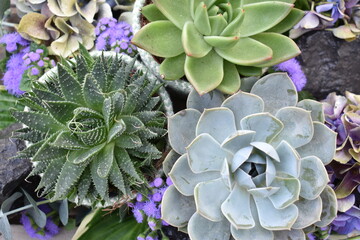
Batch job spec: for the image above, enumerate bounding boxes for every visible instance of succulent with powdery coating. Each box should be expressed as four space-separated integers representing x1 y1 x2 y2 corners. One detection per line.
11 50 167 205
131 0 304 94
161 73 338 240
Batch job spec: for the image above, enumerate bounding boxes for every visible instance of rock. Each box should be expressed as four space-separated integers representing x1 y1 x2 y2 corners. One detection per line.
0 123 31 203
296 31 360 99
162 226 190 240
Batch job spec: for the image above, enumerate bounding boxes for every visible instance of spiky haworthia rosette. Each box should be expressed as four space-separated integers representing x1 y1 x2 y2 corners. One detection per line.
132 0 303 94
12 51 167 206
162 73 338 240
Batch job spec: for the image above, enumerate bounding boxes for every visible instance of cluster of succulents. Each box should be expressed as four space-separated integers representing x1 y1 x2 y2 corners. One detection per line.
132 0 304 94
11 50 167 206
15 0 112 57
161 73 337 239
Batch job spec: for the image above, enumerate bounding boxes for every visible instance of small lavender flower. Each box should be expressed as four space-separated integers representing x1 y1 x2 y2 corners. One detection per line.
273 58 307 91
332 206 360 235
0 32 29 52
130 177 173 240
95 17 137 57
20 204 60 240
3 53 29 96
23 48 56 81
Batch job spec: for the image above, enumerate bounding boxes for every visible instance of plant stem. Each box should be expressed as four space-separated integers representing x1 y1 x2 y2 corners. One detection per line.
4 199 50 216
0 21 16 28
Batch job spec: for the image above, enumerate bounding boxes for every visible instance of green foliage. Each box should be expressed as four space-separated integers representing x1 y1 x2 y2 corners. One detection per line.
0 89 24 130
12 51 167 205
0 0 10 20
73 209 147 240
133 0 304 94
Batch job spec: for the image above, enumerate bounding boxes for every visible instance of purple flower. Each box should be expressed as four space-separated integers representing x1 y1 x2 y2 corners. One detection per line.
31 68 40 76
273 58 307 91
20 212 60 240
95 18 137 56
133 208 144 223
0 33 29 52
3 53 28 96
143 200 158 218
152 178 163 188
166 177 173 186
152 192 162 202
148 221 156 231
332 206 360 235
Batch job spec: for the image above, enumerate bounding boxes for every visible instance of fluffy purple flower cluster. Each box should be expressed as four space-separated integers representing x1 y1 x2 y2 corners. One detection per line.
95 17 137 56
273 58 307 91
129 177 173 240
23 49 56 77
0 32 29 53
20 204 60 240
0 33 30 96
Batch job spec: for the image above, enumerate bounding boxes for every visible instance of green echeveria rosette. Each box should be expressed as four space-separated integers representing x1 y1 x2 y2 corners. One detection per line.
161 73 338 240
11 51 170 206
132 0 304 95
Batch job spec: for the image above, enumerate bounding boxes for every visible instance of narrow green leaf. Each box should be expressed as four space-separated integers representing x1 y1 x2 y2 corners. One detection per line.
50 131 86 150
108 120 126 143
97 143 115 178
75 56 89 85
184 50 223 94
78 43 94 68
68 143 106 164
102 97 115 129
142 3 168 21
92 58 107 92
59 199 69 226
53 160 88 200
22 189 47 228
83 74 105 112
131 21 184 58
11 111 64 133
36 156 66 194
182 21 212 58
115 148 142 182
109 161 127 195
90 160 108 199
77 169 91 205
121 116 144 134
251 32 301 67
159 53 186 80
45 101 79 123
33 89 63 102
115 134 142 149
194 2 211 35
112 92 125 117
58 64 84 104
1 192 23 213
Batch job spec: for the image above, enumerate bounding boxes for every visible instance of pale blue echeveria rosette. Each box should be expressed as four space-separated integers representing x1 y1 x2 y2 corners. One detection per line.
161 73 338 240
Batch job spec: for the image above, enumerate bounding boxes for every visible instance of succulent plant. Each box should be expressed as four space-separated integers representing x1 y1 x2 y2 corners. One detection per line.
161 73 338 240
131 0 304 94
15 0 47 17
11 50 167 206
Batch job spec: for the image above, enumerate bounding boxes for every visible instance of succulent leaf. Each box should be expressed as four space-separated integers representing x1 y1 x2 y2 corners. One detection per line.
12 53 167 205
